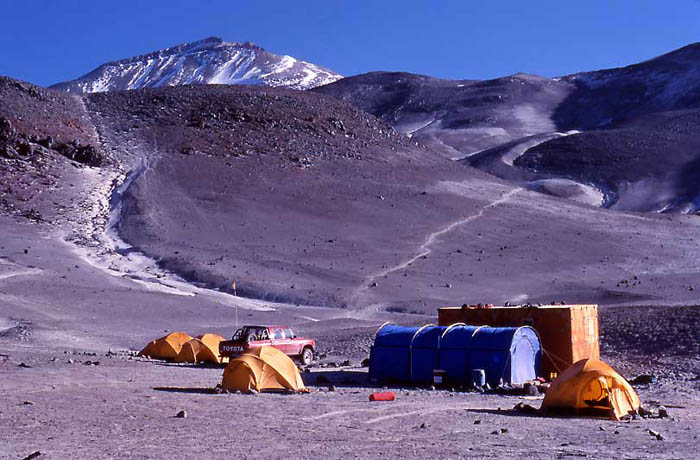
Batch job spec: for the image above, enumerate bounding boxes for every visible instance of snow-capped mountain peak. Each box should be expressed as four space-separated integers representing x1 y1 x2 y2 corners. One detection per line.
51 37 342 93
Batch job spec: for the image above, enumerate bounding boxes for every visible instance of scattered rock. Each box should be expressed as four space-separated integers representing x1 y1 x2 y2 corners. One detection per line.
21 451 42 460
67 359 74 364
419 422 427 429
17 362 31 368
599 426 606 431
648 429 664 440
490 430 499 435
500 428 508 434
474 420 481 425
175 410 187 419
327 385 336 392
22 400 34 405
360 358 370 367
513 402 538 414
629 374 657 386
658 406 669 418
340 360 351 367
523 382 540 396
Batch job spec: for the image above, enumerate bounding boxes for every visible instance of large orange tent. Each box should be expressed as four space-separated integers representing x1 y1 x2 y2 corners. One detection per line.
221 346 306 393
138 331 193 360
541 358 640 419
175 333 226 364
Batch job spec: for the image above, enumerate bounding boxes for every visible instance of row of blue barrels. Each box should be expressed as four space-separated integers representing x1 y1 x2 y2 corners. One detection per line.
368 323 542 387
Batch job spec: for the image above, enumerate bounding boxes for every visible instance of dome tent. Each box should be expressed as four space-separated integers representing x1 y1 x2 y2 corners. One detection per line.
542 358 640 420
138 331 193 360
369 323 541 386
221 346 306 393
175 333 226 364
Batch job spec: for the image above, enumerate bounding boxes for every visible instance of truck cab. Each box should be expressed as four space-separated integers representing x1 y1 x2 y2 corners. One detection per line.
219 325 316 365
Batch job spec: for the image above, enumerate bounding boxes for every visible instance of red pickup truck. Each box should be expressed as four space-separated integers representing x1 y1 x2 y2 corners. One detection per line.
219 325 316 365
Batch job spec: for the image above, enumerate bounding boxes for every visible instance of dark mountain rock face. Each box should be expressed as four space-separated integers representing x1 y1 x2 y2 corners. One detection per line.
317 43 700 213
313 71 574 159
518 110 700 212
556 43 700 129
51 37 342 93
0 77 103 221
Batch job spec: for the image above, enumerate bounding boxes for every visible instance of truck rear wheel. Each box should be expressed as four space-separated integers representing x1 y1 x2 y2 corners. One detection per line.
300 347 314 366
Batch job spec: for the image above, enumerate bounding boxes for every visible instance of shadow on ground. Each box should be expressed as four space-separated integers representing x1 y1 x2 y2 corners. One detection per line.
153 387 219 394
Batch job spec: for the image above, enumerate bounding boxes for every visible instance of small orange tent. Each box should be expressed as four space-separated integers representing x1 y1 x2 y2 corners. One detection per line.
221 346 306 393
138 331 193 360
542 358 640 419
175 333 226 364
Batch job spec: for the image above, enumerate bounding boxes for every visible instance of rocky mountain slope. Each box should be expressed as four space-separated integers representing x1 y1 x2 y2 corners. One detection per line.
0 77 104 224
313 71 573 159
4 76 700 315
315 43 700 213
556 42 700 129
51 37 342 93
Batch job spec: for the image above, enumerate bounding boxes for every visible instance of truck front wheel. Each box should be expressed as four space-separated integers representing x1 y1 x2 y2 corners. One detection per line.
300 347 314 366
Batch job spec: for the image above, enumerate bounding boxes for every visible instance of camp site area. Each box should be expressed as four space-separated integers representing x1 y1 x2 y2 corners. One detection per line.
3 303 700 459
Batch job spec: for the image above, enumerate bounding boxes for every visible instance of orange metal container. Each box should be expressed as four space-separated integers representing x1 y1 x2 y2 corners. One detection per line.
437 304 599 378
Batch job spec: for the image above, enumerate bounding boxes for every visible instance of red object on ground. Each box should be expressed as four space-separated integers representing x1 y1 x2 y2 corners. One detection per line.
369 391 396 401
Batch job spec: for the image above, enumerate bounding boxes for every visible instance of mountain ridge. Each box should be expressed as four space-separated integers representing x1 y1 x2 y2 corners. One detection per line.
51 37 342 93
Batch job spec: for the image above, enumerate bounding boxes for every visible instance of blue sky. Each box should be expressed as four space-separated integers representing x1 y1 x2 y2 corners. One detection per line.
2 0 700 86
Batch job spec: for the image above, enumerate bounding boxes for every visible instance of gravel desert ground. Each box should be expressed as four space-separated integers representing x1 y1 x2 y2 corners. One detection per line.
2 213 700 458
2 317 700 459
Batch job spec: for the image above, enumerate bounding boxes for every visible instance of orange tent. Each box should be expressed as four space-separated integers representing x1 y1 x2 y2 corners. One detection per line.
221 346 306 393
542 358 640 419
175 333 226 364
138 331 193 360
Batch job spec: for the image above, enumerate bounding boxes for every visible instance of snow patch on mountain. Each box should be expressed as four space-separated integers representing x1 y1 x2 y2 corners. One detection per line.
51 37 342 93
